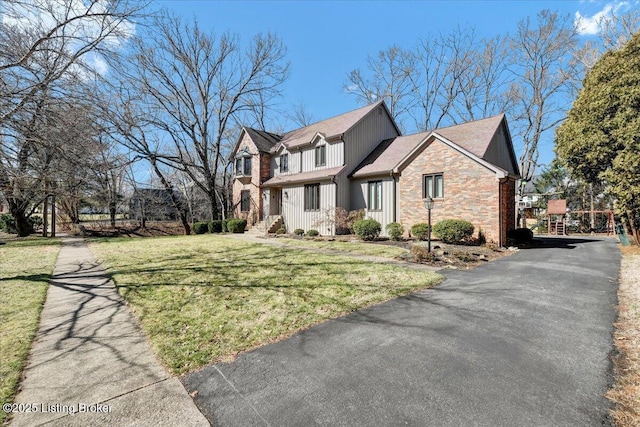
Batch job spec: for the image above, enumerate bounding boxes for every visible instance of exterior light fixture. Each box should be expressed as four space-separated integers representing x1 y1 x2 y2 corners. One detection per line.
423 197 434 252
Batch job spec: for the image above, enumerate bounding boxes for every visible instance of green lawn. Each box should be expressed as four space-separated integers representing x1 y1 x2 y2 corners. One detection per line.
90 234 441 374
0 238 60 425
277 237 409 258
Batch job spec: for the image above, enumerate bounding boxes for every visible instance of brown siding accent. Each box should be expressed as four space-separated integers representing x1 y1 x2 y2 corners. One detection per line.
398 139 503 244
500 178 517 245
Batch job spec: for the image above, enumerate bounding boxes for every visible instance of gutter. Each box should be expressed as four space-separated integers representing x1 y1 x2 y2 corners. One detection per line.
391 171 397 223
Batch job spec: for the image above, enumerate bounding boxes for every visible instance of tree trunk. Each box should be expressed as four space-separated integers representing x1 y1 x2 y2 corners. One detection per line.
42 196 49 237
51 195 56 237
179 211 191 235
109 203 117 228
627 211 639 245
12 208 31 237
209 189 218 221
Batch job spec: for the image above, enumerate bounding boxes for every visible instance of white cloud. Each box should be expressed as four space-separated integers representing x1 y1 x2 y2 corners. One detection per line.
86 54 109 76
2 0 135 71
575 1 630 35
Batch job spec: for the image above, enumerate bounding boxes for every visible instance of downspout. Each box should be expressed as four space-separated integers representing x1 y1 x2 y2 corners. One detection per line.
498 176 503 246
331 175 338 235
391 171 397 223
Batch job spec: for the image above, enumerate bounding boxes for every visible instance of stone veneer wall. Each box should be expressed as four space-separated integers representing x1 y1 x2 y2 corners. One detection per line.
398 139 504 244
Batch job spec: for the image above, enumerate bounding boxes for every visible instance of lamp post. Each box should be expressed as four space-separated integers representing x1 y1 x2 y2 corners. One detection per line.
423 196 434 252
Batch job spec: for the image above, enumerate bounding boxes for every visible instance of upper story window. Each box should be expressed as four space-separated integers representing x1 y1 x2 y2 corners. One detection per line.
423 173 444 199
234 147 253 177
235 155 252 176
280 153 289 173
315 145 326 167
368 181 382 211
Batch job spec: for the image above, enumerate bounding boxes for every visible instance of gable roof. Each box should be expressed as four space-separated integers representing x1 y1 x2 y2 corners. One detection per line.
435 114 505 158
243 127 282 153
349 132 427 178
277 101 394 150
350 114 520 179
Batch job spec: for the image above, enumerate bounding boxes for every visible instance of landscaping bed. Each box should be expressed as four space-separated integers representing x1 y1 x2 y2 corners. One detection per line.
273 234 514 269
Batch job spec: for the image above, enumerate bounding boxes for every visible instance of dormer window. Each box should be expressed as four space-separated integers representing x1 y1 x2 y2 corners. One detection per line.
235 148 252 176
280 153 289 172
315 145 326 167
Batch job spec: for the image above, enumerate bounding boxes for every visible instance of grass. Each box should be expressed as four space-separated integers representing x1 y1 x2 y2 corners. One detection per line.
607 245 640 426
90 234 441 375
276 237 408 259
0 238 60 425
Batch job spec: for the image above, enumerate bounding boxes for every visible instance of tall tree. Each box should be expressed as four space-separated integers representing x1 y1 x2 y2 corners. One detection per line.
507 10 579 201
344 45 416 131
556 32 640 243
113 12 289 221
0 0 145 236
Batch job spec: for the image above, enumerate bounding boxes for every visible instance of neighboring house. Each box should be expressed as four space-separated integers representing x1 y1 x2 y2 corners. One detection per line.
232 101 520 245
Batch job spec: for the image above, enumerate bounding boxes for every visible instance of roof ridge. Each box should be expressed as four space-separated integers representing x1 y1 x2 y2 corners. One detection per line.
282 100 384 137
433 113 505 132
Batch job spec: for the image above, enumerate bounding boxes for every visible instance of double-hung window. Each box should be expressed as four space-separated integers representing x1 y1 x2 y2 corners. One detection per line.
315 145 326 167
423 173 444 199
240 190 250 212
235 156 252 176
243 157 252 175
280 154 289 173
368 181 382 211
304 184 320 211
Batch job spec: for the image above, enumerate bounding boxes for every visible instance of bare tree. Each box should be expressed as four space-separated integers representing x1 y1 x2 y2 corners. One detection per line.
289 100 315 127
453 35 511 122
344 45 416 131
507 10 578 202
0 0 146 125
599 7 640 51
112 12 289 222
0 0 146 236
345 28 509 133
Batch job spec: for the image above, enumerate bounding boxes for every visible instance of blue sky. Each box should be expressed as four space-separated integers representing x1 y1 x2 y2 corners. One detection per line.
157 0 638 169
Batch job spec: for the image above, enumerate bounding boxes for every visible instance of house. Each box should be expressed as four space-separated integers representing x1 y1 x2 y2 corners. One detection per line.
231 101 520 245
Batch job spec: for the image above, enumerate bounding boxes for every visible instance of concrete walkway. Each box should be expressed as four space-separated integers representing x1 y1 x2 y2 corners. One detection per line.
11 237 209 427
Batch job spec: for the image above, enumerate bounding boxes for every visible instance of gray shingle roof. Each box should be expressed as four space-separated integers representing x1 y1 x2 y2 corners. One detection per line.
435 114 505 158
244 128 282 153
351 114 509 178
262 166 345 187
350 132 428 178
277 101 385 150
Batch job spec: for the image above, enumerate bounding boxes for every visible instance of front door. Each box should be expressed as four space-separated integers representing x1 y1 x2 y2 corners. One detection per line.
270 188 282 215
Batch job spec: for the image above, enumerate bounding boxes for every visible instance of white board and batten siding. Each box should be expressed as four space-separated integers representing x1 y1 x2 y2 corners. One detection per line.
281 182 337 235
300 140 344 173
350 177 396 236
344 106 399 175
270 147 301 178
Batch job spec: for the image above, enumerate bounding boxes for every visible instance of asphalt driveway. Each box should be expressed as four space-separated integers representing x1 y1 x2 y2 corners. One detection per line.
182 236 620 426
